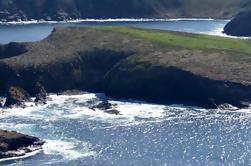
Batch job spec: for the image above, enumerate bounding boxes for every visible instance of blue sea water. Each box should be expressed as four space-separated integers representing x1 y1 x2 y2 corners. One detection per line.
0 93 251 166
1 19 251 166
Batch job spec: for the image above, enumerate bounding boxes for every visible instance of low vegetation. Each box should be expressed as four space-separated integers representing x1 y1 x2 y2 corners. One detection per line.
0 27 251 108
106 27 251 55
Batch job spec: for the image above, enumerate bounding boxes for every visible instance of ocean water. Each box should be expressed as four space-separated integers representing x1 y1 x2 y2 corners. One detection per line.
0 19 229 44
0 93 251 165
1 20 251 165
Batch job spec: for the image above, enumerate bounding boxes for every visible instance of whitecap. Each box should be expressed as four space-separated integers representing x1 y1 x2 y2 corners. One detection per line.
0 18 223 25
43 139 96 160
0 149 43 163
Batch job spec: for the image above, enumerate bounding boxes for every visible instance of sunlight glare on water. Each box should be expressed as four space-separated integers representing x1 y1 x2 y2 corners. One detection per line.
0 93 251 165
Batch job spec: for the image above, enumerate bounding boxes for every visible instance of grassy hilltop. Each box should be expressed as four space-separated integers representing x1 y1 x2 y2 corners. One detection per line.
0 27 251 108
0 0 250 21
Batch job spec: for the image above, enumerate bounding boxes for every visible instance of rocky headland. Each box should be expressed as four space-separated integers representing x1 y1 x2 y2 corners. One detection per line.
0 130 44 159
224 10 251 36
0 27 251 109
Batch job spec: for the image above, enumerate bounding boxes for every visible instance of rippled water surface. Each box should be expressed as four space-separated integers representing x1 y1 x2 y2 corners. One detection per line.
0 93 251 165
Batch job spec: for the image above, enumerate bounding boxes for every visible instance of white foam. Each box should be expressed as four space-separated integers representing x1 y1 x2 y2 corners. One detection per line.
0 93 98 121
0 149 43 163
0 18 223 25
43 139 96 160
2 92 251 127
205 27 251 39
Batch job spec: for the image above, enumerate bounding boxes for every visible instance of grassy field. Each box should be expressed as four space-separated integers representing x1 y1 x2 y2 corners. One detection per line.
104 27 251 55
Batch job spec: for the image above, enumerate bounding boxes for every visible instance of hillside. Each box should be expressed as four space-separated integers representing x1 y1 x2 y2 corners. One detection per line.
0 0 250 22
0 27 251 108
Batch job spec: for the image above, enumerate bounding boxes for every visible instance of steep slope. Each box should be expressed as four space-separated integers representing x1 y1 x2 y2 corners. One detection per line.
0 27 251 108
0 0 250 22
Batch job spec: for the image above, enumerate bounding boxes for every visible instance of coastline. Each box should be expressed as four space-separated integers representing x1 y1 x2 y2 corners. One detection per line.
0 18 230 25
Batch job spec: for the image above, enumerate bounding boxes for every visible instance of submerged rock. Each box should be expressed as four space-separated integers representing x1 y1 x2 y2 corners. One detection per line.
4 86 30 108
218 103 239 111
104 109 120 115
58 90 88 96
91 101 114 110
0 130 44 159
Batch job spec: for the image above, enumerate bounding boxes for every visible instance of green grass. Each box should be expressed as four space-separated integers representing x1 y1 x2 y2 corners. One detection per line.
103 27 251 55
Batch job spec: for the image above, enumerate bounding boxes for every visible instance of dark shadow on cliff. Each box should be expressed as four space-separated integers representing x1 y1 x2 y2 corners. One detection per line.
0 43 28 59
105 63 251 109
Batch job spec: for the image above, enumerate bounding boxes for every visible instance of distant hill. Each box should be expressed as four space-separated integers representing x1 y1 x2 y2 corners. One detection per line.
0 0 250 22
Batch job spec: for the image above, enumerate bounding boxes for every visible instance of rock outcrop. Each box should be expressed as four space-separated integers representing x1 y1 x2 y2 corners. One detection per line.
34 82 47 105
0 27 251 109
0 130 44 159
224 10 251 36
4 86 30 108
91 101 120 115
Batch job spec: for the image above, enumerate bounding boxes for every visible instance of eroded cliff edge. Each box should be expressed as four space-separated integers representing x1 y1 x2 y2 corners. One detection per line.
1 27 251 109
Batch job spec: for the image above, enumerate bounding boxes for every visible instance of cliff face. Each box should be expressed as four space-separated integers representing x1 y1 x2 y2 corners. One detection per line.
0 0 249 21
1 27 251 108
224 10 251 36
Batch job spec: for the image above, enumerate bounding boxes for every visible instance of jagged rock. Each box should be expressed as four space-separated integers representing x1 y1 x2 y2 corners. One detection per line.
58 90 87 96
0 130 44 159
91 101 120 115
34 82 47 105
4 86 30 108
218 103 238 111
0 99 3 107
91 101 114 110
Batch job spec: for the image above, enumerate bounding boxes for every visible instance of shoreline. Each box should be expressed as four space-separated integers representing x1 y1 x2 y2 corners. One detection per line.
0 18 230 25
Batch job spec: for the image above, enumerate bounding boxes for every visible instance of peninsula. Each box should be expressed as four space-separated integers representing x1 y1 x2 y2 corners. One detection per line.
0 27 251 109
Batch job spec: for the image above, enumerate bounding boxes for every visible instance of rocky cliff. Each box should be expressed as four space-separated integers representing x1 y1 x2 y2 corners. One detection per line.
0 0 250 22
224 10 251 36
0 27 251 108
0 130 44 159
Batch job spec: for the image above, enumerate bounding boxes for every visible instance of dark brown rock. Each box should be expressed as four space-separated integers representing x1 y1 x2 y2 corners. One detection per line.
0 130 44 159
104 109 120 115
91 101 120 115
4 86 30 108
91 101 114 110
34 82 47 105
